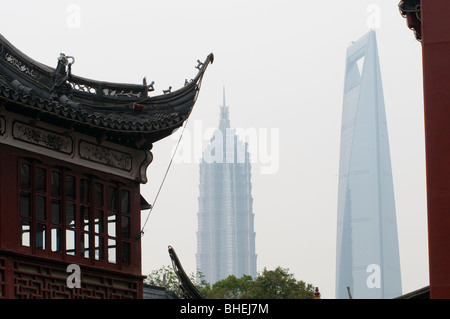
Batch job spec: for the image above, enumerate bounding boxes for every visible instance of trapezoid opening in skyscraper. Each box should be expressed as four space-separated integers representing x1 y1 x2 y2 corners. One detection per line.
335 30 402 299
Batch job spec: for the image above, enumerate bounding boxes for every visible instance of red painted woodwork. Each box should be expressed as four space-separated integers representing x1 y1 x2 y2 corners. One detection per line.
422 0 450 299
0 254 142 299
0 143 144 298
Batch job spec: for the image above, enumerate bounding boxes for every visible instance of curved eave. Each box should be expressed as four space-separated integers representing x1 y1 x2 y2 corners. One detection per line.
0 32 213 149
0 33 55 74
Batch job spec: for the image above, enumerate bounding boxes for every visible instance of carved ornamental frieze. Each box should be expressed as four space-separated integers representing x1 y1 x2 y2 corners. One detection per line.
4 52 38 79
0 112 152 183
12 121 73 154
79 140 132 172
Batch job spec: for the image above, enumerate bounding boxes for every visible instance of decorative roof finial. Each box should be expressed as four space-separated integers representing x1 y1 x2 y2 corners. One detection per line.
163 86 172 94
195 59 204 70
51 53 75 97
314 287 321 299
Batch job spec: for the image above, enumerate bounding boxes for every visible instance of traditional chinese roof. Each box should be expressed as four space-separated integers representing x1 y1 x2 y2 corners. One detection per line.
0 34 213 150
168 245 204 299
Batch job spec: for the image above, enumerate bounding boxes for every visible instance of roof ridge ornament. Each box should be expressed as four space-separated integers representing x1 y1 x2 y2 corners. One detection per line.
195 59 204 70
51 53 76 97
163 86 172 94
143 77 155 92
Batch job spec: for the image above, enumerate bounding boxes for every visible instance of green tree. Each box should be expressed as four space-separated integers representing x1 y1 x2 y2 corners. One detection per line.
205 274 253 299
144 265 210 298
204 267 315 299
241 267 315 299
144 265 181 296
145 265 316 299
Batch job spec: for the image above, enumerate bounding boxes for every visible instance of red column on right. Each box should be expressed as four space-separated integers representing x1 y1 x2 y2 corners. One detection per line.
420 1 450 299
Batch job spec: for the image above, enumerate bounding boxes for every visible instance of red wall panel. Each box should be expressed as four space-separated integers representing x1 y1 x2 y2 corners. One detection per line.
422 0 450 299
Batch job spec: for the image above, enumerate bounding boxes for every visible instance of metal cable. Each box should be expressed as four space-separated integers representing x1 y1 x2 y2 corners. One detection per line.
138 116 190 239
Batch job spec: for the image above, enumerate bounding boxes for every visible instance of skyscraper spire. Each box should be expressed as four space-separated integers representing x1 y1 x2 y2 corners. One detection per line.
219 86 230 131
223 85 226 110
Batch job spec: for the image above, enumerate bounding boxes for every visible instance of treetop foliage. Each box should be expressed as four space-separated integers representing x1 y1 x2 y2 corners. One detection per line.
145 265 317 299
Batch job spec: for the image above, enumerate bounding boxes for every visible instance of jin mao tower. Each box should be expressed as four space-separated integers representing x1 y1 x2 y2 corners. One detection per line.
196 89 257 284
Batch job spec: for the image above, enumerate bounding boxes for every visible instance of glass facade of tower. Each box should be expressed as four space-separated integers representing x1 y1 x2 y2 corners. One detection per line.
336 31 402 299
196 91 257 284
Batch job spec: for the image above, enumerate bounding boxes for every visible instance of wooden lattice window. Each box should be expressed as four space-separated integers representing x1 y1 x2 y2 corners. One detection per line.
19 159 132 266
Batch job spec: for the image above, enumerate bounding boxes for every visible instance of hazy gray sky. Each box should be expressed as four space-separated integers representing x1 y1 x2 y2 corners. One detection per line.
1 1 427 298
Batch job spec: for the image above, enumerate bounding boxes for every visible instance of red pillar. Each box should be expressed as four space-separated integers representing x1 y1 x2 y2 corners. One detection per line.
422 0 450 299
